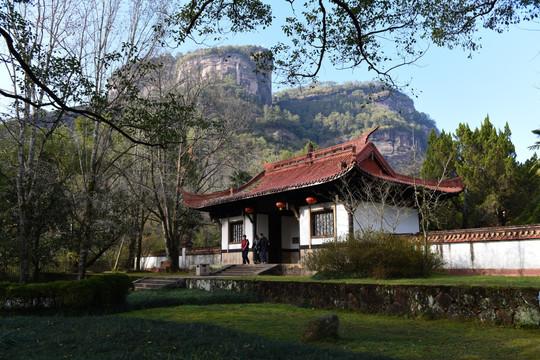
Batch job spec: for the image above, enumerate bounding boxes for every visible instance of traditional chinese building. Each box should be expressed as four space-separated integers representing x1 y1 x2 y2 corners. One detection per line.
182 127 465 265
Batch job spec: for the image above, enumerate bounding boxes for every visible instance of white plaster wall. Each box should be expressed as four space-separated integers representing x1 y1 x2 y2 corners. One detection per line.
298 202 418 247
434 240 540 270
299 203 337 247
299 205 310 247
335 204 349 238
220 215 254 251
281 215 300 249
221 218 229 249
139 256 168 269
257 214 269 239
353 202 419 234
435 243 472 269
244 215 255 243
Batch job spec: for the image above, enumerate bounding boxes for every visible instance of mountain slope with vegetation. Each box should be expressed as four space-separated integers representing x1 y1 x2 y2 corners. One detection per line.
176 47 438 174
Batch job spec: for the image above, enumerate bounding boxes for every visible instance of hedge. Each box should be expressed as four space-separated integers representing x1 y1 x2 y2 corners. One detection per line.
0 273 133 314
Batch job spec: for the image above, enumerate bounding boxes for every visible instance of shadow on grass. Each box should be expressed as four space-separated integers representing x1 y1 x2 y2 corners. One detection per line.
0 315 396 360
126 288 261 310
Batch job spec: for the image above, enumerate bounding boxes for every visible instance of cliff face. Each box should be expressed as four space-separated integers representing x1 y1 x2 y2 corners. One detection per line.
369 128 425 173
178 47 272 105
174 46 437 173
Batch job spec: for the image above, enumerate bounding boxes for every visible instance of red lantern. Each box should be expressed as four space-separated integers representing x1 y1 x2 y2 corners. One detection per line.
306 196 317 205
244 207 255 214
276 202 286 210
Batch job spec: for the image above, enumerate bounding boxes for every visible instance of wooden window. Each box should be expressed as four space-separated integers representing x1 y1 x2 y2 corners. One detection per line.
229 221 243 243
311 209 334 237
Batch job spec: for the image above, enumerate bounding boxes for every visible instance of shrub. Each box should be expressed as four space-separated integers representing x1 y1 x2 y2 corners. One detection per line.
303 230 443 279
0 274 133 314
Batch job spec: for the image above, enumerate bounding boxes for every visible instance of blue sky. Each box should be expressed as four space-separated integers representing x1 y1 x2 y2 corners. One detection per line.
1 6 538 163
180 15 539 163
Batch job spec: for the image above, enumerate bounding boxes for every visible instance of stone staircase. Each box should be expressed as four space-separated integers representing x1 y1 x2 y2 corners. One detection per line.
132 264 280 290
210 264 279 277
132 276 185 290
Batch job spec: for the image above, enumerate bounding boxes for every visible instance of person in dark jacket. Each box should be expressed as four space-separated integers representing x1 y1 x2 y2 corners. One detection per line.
252 235 261 264
258 233 269 264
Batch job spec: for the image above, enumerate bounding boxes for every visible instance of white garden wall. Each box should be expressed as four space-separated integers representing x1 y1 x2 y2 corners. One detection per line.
429 225 540 276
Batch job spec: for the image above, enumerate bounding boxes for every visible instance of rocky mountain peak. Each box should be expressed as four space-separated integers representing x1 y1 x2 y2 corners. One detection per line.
177 46 272 105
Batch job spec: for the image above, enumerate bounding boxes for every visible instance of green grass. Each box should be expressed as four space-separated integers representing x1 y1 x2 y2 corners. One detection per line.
126 288 260 310
0 315 390 360
124 270 540 289
232 273 540 288
123 269 540 288
124 303 540 360
1 288 538 359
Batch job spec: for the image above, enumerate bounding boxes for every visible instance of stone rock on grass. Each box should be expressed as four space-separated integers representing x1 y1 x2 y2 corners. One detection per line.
301 313 339 342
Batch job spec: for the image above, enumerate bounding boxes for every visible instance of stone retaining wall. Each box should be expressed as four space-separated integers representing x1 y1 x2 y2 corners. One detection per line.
185 278 540 326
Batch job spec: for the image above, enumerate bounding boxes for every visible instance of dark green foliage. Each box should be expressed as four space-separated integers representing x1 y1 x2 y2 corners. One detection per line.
509 154 540 225
229 170 253 188
126 288 260 310
304 231 443 279
0 274 132 315
421 117 539 228
454 118 518 227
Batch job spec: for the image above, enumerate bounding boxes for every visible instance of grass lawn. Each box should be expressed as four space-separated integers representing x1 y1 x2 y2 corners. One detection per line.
124 303 539 360
1 284 539 359
125 271 540 288
240 273 540 288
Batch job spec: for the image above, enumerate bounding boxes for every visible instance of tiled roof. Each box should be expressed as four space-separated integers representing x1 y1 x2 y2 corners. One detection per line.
182 127 465 209
427 224 540 243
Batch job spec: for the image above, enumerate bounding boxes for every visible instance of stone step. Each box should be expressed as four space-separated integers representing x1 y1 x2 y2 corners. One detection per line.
211 264 279 277
132 276 184 290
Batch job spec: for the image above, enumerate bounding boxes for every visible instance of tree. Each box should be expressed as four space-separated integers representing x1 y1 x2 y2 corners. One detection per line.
421 129 463 229
330 173 413 239
168 1 539 88
509 154 540 224
131 61 255 272
422 116 520 229
412 169 454 276
67 118 134 279
0 0 176 281
454 117 517 227
0 0 87 282
229 170 253 188
530 128 540 150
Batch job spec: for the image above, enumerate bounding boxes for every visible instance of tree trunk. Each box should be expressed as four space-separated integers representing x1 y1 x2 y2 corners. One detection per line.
166 236 180 272
347 210 354 240
77 124 100 280
16 112 30 284
32 235 40 281
125 209 139 270
17 211 29 283
136 230 142 271
461 186 468 229
422 218 429 278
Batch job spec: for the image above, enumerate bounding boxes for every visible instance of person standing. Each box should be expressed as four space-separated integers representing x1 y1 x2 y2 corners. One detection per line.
258 233 269 264
241 235 250 264
252 234 261 264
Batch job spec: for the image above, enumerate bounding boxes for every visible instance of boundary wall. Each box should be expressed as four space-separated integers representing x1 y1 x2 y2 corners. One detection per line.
185 278 540 326
428 224 540 276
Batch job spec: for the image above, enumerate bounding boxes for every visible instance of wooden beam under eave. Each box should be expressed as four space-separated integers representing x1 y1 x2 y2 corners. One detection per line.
289 204 300 221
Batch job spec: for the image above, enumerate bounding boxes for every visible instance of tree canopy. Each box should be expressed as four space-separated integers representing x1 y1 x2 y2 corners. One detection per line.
422 116 539 228
168 0 540 87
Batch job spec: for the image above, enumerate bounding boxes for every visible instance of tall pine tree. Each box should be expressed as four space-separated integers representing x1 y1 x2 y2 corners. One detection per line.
454 117 517 227
422 116 520 228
